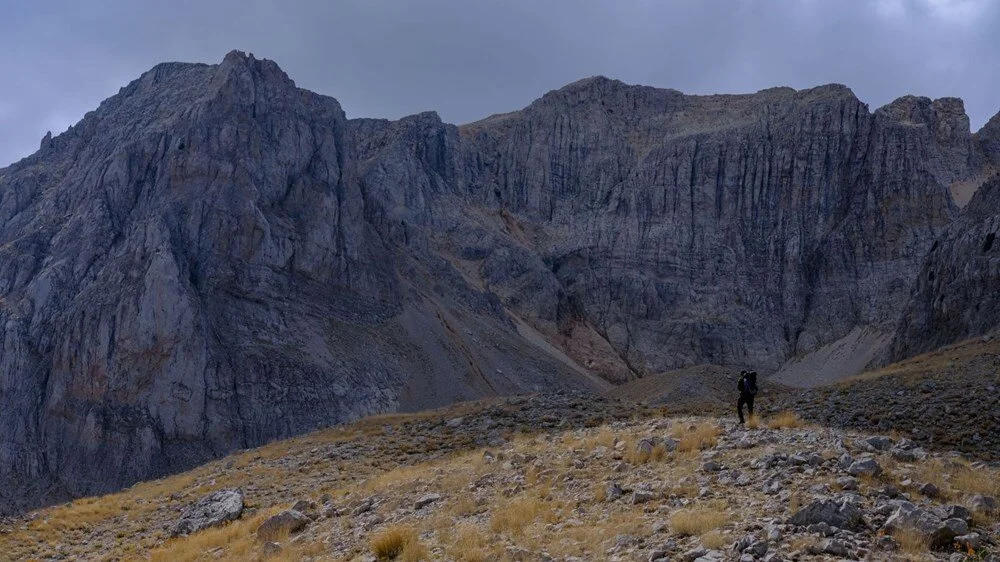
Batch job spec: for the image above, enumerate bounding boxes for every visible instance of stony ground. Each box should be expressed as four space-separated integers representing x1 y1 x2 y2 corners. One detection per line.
2 339 1000 561
2 393 997 561
773 337 1000 460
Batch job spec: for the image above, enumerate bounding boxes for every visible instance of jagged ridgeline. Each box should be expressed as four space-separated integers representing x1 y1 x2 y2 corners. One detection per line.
1 50 999 512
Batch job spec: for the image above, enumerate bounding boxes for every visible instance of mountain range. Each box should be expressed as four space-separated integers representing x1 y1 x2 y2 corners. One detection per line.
2 50 999 513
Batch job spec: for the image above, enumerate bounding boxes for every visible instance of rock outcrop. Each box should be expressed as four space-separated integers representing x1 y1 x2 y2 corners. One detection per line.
892 174 1000 359
0 51 995 512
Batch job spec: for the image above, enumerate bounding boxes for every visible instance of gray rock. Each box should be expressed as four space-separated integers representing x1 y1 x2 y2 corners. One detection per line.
816 539 850 557
632 490 656 504
680 546 708 562
807 522 835 537
883 503 963 548
172 488 245 537
955 533 981 550
414 493 442 510
860 436 893 451
918 482 940 498
847 458 882 477
256 509 311 541
836 476 859 491
788 499 864 530
944 505 972 523
605 482 624 501
970 494 997 515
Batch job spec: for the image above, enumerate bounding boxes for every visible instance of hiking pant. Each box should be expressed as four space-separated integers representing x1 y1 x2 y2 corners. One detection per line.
737 394 754 423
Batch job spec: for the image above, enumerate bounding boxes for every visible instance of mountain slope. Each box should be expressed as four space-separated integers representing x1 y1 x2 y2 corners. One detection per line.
1 51 997 513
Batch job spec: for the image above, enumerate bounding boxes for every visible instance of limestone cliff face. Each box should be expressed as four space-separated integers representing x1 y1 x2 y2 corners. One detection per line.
0 53 990 512
891 174 1000 359
457 80 973 373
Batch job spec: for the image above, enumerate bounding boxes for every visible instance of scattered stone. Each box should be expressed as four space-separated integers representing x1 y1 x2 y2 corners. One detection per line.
632 490 656 504
970 494 997 515
860 436 893 451
172 488 244 537
256 509 311 541
918 482 940 498
955 533 981 550
605 482 624 501
836 476 858 491
788 499 863 530
847 458 882 477
813 538 849 557
414 493 442 510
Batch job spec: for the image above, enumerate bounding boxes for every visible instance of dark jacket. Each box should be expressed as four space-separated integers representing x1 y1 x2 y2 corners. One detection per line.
737 372 758 397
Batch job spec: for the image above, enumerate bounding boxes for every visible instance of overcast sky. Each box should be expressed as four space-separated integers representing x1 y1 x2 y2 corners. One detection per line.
2 0 999 167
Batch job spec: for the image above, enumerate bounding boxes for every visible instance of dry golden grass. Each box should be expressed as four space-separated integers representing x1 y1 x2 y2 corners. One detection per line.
951 465 1000 497
699 529 730 549
447 525 491 562
149 508 279 562
447 494 481 518
371 525 419 560
676 422 721 453
746 415 760 429
400 538 429 562
626 440 668 464
788 535 818 553
893 527 930 555
669 506 729 536
490 498 555 536
766 411 804 430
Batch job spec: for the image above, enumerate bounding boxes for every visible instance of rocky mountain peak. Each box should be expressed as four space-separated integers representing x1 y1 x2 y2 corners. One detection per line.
2 52 1000 516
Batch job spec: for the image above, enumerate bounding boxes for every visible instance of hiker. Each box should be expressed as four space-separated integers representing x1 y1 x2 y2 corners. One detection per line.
737 370 758 424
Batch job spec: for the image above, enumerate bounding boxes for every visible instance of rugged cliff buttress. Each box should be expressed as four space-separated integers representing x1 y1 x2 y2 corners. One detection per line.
0 51 997 512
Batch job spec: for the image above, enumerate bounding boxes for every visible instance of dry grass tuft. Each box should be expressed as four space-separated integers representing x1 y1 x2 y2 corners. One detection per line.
699 529 730 549
448 525 490 562
676 423 721 453
669 506 729 536
766 411 804 429
951 465 1000 497
371 525 419 560
627 440 668 464
490 498 552 536
893 527 930 555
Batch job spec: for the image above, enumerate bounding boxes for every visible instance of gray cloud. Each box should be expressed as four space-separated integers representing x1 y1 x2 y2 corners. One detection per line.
2 0 999 167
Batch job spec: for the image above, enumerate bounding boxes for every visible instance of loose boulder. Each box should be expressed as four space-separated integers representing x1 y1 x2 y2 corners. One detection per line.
788 499 864 530
172 488 245 537
256 509 311 541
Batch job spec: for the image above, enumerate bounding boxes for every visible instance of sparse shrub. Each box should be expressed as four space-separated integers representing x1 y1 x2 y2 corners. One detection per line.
371 526 418 560
669 506 729 536
766 411 803 429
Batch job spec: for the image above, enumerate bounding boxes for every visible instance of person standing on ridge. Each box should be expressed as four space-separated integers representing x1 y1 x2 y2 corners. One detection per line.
737 370 758 424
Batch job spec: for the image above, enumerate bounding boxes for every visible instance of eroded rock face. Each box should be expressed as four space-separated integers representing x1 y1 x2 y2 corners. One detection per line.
892 175 1000 360
0 52 993 512
172 488 244 536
